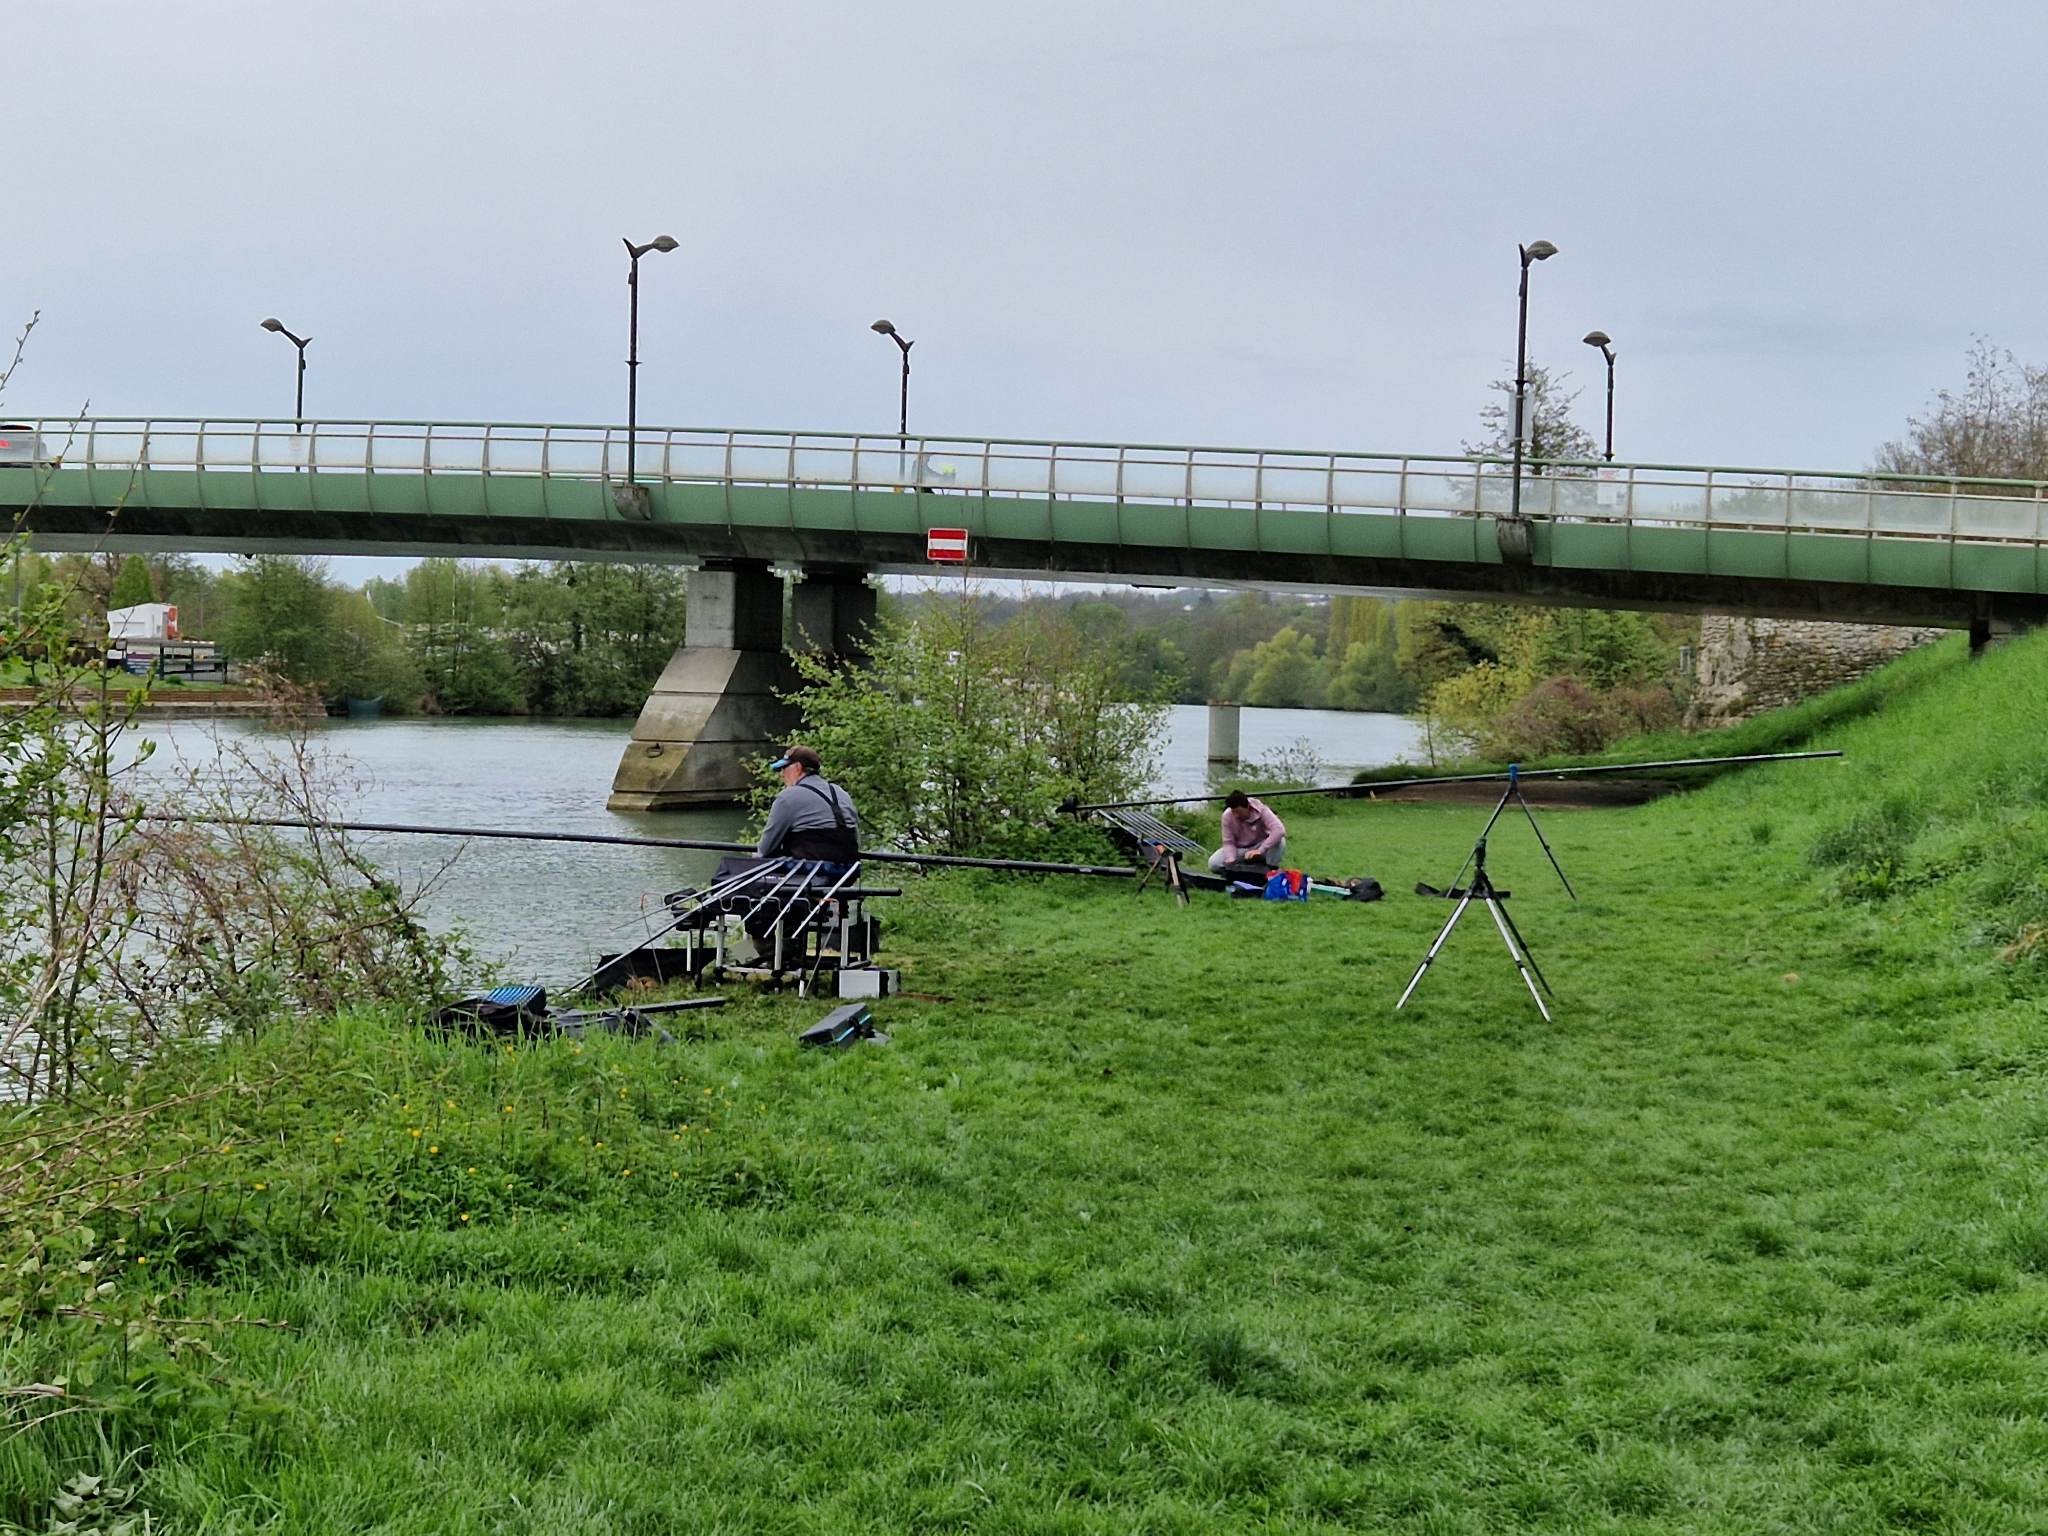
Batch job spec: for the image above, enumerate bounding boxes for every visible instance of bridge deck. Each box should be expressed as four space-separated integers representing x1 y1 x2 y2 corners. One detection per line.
9 418 2047 624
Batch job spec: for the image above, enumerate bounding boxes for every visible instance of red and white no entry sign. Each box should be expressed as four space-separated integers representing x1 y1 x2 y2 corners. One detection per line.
926 527 970 563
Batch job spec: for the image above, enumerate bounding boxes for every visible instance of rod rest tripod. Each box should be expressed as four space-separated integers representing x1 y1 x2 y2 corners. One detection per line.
1394 764 1575 1020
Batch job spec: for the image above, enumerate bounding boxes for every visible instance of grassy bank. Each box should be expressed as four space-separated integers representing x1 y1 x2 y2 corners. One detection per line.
9 631 2048 1532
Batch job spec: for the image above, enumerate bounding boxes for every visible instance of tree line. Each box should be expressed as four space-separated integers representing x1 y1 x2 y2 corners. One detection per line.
16 551 693 717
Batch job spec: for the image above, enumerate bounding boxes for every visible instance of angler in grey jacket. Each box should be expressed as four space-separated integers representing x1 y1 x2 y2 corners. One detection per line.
756 745 861 867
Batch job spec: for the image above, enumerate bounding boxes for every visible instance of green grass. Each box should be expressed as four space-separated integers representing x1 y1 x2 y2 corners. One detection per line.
12 631 2048 1532
1352 632 1974 789
0 659 227 692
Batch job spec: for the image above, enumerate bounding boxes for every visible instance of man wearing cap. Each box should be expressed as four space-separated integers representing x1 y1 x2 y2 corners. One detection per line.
757 745 860 868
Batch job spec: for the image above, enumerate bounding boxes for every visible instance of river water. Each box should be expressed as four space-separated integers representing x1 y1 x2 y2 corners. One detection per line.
130 705 1425 982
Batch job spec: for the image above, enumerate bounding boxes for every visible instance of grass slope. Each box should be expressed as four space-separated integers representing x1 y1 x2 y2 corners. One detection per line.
11 632 2048 1533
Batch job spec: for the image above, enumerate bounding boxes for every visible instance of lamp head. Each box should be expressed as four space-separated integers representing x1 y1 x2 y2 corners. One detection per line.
260 318 284 332
650 234 679 253
1522 239 1558 263
871 319 897 336
1582 330 1612 352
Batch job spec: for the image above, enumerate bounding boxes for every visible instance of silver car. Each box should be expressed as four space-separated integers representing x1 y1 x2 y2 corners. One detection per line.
0 424 59 468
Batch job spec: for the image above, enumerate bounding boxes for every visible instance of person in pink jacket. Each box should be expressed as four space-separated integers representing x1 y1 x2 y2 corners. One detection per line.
1210 790 1288 872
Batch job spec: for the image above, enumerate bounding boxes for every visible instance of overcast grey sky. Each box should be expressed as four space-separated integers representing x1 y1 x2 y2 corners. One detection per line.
9 0 2045 583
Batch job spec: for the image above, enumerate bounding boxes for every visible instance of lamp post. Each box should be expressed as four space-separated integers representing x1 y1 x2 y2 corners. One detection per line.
620 234 679 512
870 319 914 483
1503 240 1558 561
259 318 311 432
1582 330 1616 461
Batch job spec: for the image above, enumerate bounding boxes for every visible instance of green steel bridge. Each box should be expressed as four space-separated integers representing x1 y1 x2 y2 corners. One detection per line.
9 415 2048 629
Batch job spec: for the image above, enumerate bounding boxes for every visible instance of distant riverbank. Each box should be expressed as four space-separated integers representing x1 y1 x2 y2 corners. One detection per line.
0 685 288 717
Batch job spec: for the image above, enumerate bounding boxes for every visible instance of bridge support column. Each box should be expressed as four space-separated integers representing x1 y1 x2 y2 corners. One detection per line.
608 563 794 811
790 565 877 664
1970 613 2022 656
1206 702 1241 764
607 563 875 811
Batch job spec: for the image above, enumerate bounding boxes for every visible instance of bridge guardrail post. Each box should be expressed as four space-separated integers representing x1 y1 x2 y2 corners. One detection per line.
978 438 992 538
1047 443 1060 542
1946 479 1958 590
1252 451 1265 554
1324 453 1337 555
1113 445 1126 548
195 420 211 515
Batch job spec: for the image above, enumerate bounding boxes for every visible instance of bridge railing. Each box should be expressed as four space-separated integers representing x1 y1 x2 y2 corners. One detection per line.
15 417 2048 544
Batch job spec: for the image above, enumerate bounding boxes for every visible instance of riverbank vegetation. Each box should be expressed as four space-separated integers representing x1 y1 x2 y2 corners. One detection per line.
10 614 2048 1529
780 590 1171 858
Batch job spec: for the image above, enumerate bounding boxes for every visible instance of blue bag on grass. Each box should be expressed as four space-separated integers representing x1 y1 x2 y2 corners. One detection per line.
1262 869 1309 902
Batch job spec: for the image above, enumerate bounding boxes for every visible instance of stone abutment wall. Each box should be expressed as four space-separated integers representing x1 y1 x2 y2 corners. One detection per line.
1686 616 1947 726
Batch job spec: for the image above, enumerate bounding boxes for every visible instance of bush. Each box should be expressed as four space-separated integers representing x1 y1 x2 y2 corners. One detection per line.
779 591 1172 856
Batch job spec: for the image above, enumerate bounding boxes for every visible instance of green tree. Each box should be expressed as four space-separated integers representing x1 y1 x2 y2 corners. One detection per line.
150 556 222 637
1220 626 1326 707
219 556 335 685
1529 608 1673 690
782 592 1167 856
496 562 689 716
107 555 155 610
401 559 525 715
328 591 422 707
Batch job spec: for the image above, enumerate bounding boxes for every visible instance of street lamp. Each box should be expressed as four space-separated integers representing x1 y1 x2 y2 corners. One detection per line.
620 234 679 513
1505 240 1558 560
871 319 914 483
259 317 311 432
1582 330 1616 462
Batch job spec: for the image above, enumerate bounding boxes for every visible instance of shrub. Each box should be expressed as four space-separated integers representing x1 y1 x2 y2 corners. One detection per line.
780 590 1172 856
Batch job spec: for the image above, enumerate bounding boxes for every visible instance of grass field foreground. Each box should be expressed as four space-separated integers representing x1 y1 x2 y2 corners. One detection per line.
8 632 2048 1532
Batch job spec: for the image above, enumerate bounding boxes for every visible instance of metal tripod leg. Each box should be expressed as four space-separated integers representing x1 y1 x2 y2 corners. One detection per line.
1515 791 1577 900
1395 891 1475 1010
1488 888 1553 998
1480 894 1553 1022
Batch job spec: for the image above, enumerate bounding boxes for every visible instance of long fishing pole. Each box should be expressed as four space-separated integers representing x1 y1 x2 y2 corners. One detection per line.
1067 749 1844 813
797 860 867 996
141 815 1142 880
558 857 790 994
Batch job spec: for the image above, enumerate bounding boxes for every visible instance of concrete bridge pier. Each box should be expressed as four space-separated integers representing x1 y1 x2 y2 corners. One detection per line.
607 563 874 811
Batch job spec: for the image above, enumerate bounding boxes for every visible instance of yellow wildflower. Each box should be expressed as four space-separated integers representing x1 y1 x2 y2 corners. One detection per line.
428 1145 440 1155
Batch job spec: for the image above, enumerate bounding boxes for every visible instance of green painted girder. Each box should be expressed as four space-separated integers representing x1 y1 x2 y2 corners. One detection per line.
10 417 2048 627
11 462 2048 599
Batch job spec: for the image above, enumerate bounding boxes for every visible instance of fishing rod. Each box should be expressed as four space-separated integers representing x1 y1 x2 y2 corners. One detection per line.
798 861 868 996
140 815 1142 880
557 857 791 995
1066 749 1844 813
